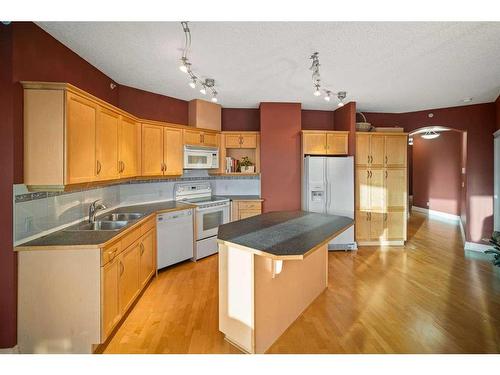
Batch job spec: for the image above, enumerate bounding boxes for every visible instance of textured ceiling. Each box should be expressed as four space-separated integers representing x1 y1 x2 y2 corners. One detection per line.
36 22 500 112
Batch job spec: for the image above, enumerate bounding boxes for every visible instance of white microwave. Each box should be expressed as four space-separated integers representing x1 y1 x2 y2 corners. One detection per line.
184 145 219 169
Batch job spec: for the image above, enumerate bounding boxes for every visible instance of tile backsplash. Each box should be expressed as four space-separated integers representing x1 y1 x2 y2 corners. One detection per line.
13 175 260 244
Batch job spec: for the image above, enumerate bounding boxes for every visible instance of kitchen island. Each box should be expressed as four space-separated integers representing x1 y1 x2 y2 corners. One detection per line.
217 211 353 354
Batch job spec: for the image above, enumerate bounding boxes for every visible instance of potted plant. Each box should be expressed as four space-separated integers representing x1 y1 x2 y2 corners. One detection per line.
240 156 255 173
486 231 500 267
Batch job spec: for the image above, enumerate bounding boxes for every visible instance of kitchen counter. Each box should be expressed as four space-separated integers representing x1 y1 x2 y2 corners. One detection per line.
15 200 195 250
218 210 353 354
218 211 353 260
216 195 263 201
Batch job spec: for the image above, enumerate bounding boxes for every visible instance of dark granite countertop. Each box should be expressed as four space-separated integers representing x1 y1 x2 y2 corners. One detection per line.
215 195 262 201
16 200 195 250
217 211 353 259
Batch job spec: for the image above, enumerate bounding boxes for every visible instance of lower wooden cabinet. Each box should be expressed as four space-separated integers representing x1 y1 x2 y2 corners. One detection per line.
231 200 263 221
100 221 157 342
355 210 406 244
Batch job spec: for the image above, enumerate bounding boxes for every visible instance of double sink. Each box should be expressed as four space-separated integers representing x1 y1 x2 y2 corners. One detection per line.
64 212 145 232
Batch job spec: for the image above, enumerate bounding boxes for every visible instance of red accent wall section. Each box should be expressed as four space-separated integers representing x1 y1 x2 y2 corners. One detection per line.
334 102 357 156
301 109 334 130
260 103 302 212
118 85 188 125
412 131 463 216
0 24 17 349
221 108 260 131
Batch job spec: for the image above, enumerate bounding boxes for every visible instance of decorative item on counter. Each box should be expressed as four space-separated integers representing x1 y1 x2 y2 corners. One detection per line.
355 112 372 132
486 231 500 267
240 156 255 173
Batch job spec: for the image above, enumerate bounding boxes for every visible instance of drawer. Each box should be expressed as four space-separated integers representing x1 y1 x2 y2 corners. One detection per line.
237 201 262 210
102 240 122 266
141 216 156 235
239 209 261 220
121 225 142 250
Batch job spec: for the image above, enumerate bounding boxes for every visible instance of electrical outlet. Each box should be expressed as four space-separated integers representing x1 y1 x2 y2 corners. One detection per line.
24 216 33 233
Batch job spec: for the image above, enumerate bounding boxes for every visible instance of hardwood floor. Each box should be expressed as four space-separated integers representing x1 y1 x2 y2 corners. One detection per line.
103 212 500 354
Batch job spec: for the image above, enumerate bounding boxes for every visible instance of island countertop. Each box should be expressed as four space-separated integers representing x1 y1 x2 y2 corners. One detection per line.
217 211 354 260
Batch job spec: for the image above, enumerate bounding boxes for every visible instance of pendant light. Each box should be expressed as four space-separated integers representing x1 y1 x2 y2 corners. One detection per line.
421 130 440 140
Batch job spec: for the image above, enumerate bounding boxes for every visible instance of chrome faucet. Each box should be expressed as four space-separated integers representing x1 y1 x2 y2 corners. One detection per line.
88 199 107 223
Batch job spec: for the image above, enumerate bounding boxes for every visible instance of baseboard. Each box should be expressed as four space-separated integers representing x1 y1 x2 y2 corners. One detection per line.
459 219 466 244
0 345 19 354
464 241 491 253
328 242 357 251
412 206 460 224
357 240 405 246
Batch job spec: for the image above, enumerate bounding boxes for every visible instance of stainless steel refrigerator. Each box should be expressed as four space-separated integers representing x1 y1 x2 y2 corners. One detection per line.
302 155 356 250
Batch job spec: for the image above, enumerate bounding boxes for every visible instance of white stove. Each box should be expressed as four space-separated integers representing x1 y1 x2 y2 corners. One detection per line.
175 182 230 260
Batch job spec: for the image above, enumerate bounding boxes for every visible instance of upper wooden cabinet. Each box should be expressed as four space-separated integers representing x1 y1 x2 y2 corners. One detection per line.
356 133 407 168
301 131 349 155
188 99 221 131
96 107 120 181
119 116 141 179
224 132 258 149
142 124 183 177
183 129 219 148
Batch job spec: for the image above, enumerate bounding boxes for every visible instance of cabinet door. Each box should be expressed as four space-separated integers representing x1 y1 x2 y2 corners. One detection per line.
141 124 164 176
139 229 155 288
66 92 97 184
370 212 386 241
119 242 141 314
96 107 120 181
240 134 257 149
239 209 261 220
327 133 348 155
355 210 370 241
386 211 406 241
356 168 371 211
163 127 183 175
370 135 385 167
303 133 327 155
225 134 242 148
184 130 203 146
101 258 121 341
355 134 370 166
119 116 140 178
369 169 386 212
386 168 407 210
202 132 218 147
385 136 407 167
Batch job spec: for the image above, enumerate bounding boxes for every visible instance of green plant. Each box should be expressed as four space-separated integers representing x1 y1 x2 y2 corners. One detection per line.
240 156 253 167
486 231 500 267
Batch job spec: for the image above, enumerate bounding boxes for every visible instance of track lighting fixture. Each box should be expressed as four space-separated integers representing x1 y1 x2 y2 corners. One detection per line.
309 52 348 107
421 130 440 140
179 21 220 102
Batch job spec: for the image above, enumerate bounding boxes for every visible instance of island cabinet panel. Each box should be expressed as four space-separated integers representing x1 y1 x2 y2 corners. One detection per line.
66 92 97 184
119 116 141 178
355 132 408 245
141 124 164 176
96 107 120 181
163 127 183 176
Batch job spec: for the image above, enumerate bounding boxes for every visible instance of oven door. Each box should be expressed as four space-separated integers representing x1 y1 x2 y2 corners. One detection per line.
195 204 230 240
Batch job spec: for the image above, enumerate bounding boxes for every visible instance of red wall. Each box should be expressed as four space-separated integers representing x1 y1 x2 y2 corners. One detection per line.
118 85 188 125
221 108 260 131
0 24 17 349
301 109 334 130
260 103 302 212
412 131 463 216
365 103 496 243
334 102 357 156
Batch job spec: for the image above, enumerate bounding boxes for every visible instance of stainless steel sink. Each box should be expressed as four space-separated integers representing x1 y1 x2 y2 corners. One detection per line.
98 213 144 222
65 220 129 231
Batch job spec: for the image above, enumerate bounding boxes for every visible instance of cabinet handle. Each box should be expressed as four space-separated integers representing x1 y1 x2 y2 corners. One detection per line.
385 170 388 179
384 213 388 222
119 261 124 276
369 171 372 178
385 156 388 165
367 170 370 178
366 212 369 221
240 136 243 145
367 155 370 164
96 160 101 175
140 243 145 255
370 155 373 163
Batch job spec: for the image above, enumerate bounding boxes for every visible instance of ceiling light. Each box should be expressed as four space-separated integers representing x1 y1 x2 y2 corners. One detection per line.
179 57 190 73
408 137 413 145
313 85 321 96
422 130 440 140
324 91 331 102
188 78 197 88
309 52 349 103
337 91 347 107
200 85 207 95
211 96 218 103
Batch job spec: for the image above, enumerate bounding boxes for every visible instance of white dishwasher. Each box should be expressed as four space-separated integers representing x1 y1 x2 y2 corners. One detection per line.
156 208 194 270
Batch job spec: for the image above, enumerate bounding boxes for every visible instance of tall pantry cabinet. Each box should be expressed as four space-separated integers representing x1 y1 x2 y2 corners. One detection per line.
355 132 408 245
